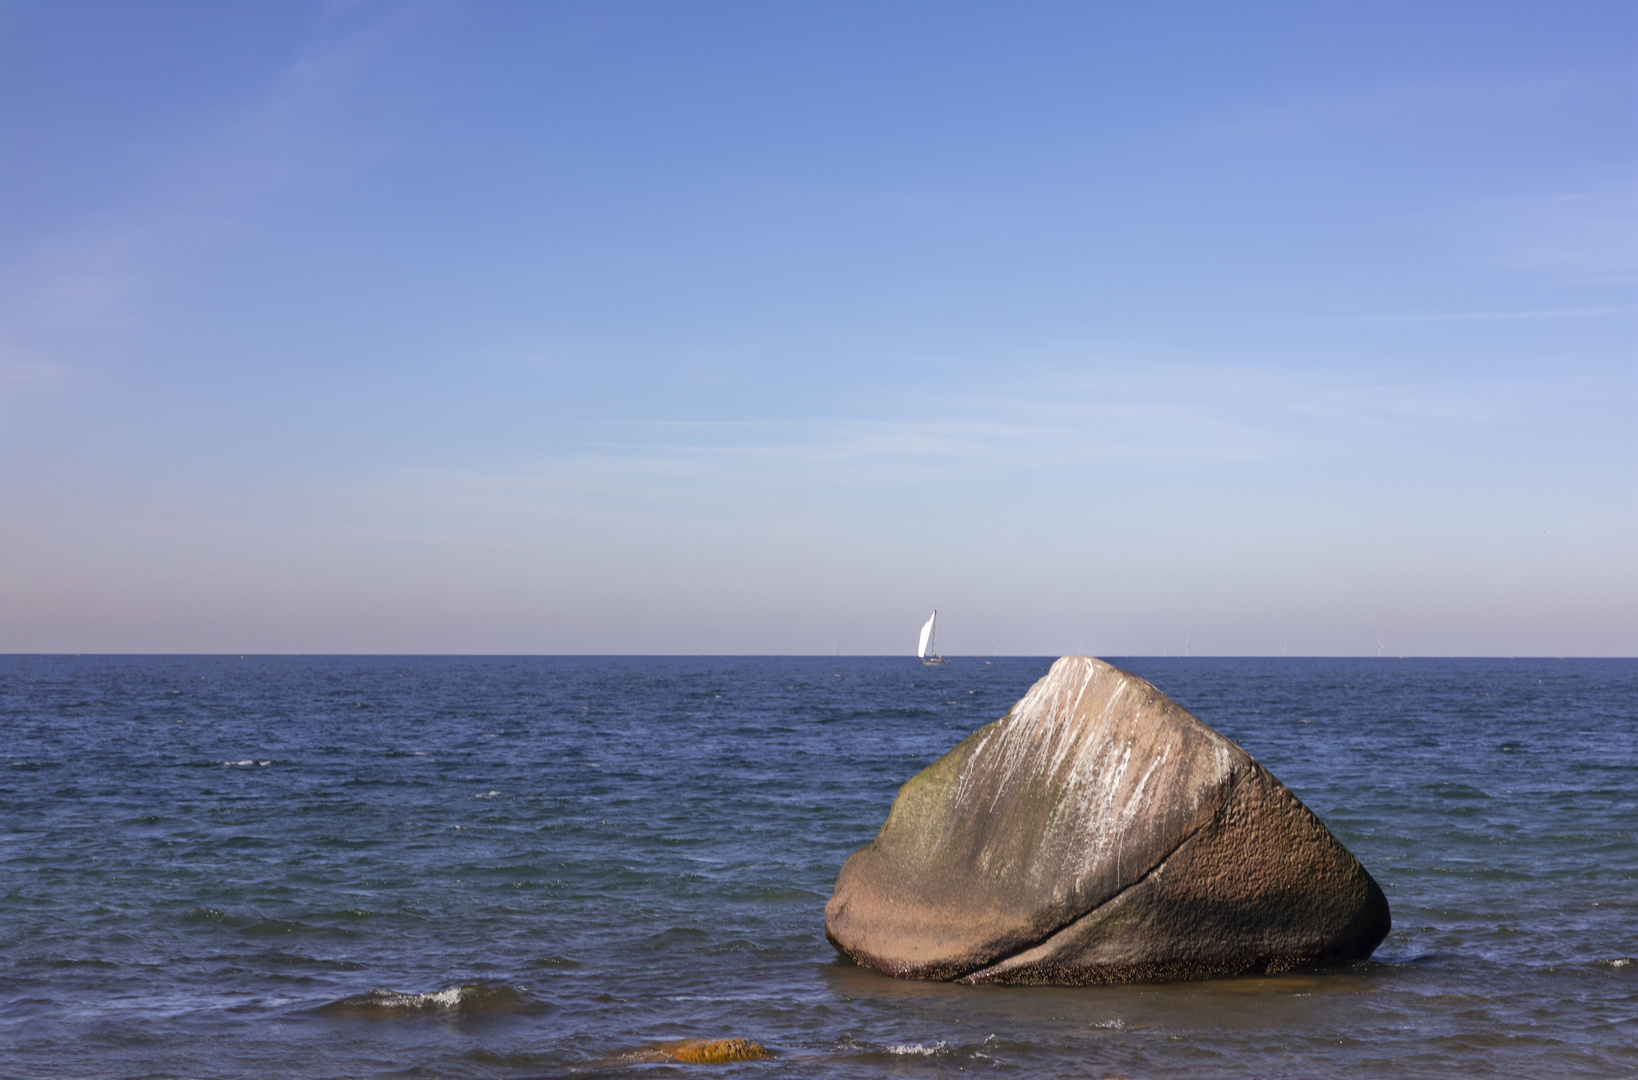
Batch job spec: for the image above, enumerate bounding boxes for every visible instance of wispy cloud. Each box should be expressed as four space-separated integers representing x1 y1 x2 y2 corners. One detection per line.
1205 72 1611 142
0 6 422 356
380 361 1569 533
1459 189 1638 279
1325 305 1635 324
0 347 76 401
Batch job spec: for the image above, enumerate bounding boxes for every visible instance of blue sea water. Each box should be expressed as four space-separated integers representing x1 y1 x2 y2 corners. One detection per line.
1 655 1634 1078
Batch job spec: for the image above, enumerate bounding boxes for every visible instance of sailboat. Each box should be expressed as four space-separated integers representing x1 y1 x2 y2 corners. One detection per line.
917 610 950 666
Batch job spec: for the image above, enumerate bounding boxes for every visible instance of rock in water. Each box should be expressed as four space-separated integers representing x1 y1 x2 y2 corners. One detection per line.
824 656 1390 984
663 1039 770 1063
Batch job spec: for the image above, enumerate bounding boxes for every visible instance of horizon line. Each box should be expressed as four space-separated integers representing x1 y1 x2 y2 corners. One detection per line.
1 652 1629 660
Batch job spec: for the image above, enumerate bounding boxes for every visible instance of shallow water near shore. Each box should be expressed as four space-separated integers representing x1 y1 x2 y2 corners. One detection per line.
2 655 1635 1078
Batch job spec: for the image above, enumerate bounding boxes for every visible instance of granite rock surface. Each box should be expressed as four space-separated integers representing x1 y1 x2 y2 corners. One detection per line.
824 655 1390 984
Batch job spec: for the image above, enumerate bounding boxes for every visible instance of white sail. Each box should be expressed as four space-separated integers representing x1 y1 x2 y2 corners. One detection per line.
918 610 936 658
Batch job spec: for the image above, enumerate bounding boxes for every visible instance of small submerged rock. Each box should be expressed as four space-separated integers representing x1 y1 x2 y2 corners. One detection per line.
662 1038 771 1063
825 655 1390 984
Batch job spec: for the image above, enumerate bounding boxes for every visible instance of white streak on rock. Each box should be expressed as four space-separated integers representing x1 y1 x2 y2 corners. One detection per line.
946 656 1242 893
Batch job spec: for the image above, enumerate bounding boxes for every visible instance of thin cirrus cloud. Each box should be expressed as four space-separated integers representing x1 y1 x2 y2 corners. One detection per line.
1205 72 1619 141
0 7 405 365
393 361 1577 525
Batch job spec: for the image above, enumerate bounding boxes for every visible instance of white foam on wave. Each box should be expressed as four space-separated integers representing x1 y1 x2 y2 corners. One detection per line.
221 760 272 766
475 790 499 799
885 1040 952 1056
317 983 538 1017
404 987 463 1008
351 986 469 1009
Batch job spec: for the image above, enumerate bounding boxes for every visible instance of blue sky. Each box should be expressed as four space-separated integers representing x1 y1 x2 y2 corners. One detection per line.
2 1 1633 655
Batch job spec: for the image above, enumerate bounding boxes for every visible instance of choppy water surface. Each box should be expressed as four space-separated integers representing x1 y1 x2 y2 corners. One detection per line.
2 656 1634 1078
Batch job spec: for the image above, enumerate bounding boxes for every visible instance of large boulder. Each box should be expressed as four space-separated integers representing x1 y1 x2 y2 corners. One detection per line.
824 656 1390 984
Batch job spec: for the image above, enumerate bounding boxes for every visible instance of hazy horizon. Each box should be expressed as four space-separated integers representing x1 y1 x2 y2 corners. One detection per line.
4 652 1632 662
3 2 1634 657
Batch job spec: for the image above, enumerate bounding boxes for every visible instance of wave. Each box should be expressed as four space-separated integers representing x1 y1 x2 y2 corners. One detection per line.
316 984 548 1017
835 1035 975 1061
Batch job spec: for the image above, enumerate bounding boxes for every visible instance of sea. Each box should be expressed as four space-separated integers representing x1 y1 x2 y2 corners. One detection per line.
1 655 1634 1078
